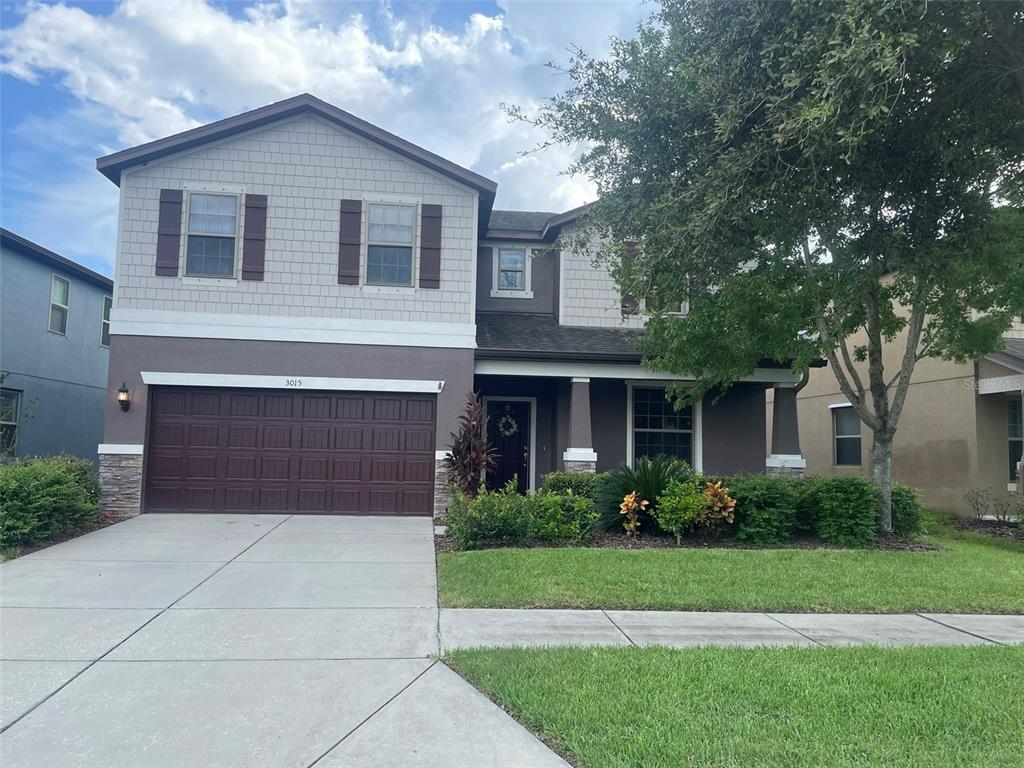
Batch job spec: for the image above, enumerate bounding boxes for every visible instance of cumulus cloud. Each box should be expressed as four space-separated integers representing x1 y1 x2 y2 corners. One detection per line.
0 0 649 271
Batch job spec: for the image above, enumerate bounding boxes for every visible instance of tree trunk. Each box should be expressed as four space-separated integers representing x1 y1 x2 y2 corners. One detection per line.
872 433 894 533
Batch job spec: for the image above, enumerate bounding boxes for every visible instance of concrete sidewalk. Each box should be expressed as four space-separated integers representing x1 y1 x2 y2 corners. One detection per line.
441 608 1024 650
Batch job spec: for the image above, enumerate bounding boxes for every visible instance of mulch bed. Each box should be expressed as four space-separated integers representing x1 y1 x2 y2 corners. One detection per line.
435 530 940 553
956 518 1022 541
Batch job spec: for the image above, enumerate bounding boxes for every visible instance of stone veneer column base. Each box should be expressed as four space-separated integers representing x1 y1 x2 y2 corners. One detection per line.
433 458 452 520
765 454 807 479
563 460 597 474
99 453 144 518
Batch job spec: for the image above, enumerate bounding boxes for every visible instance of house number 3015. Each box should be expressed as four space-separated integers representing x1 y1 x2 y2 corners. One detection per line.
285 378 303 387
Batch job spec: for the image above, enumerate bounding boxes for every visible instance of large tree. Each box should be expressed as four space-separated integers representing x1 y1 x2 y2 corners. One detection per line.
519 0 1024 530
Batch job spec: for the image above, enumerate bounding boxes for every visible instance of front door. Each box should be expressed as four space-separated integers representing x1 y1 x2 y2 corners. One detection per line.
486 400 531 493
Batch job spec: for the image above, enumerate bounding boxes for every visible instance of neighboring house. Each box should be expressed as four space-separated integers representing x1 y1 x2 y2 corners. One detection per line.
0 228 113 463
773 319 1024 515
95 93 805 518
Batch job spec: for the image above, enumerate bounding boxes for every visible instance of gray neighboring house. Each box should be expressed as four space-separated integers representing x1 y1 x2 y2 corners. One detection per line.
94 93 806 518
0 228 112 463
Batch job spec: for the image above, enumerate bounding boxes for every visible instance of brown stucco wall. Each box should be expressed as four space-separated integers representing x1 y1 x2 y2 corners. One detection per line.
591 379 628 471
103 335 475 451
703 384 768 475
475 246 558 315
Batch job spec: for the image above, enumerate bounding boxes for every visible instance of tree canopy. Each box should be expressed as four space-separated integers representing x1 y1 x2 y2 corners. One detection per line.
521 0 1024 529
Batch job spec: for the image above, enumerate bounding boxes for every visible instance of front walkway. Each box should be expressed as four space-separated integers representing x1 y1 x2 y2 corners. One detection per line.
0 514 567 768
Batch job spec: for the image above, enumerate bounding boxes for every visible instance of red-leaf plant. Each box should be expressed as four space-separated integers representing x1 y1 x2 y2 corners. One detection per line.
442 391 497 499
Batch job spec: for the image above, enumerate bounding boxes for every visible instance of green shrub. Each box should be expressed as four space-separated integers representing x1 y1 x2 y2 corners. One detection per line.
0 457 100 549
594 455 693 531
445 482 599 549
540 471 602 501
727 474 799 545
653 477 706 544
890 484 925 537
801 475 878 547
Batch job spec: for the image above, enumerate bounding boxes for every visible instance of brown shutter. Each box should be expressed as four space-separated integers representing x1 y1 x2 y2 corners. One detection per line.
156 189 183 276
419 204 442 289
241 194 267 281
338 199 362 285
621 241 639 313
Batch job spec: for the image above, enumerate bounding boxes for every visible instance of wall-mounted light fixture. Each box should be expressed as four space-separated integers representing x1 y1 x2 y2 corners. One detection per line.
117 382 131 412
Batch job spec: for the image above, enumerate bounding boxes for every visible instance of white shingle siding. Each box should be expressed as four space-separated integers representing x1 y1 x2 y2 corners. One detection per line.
559 223 644 329
115 115 478 325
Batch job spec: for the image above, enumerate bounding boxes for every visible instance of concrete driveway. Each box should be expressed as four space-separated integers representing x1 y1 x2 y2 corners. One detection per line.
0 514 567 768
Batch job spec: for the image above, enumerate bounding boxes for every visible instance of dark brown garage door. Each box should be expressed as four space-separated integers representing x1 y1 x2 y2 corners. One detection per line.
145 387 436 515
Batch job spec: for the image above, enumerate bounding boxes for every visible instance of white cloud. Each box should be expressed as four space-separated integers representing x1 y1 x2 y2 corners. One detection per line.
0 0 649 269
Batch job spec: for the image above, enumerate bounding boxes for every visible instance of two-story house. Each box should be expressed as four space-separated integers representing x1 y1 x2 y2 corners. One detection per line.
95 94 806 518
1 228 112 462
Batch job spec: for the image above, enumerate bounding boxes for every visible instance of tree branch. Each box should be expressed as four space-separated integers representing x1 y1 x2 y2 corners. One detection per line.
887 278 929 429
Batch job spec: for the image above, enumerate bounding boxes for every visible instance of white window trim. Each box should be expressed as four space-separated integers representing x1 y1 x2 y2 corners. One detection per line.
625 381 702 473
184 191 241 280
100 295 112 348
1 388 21 455
491 246 534 299
48 274 70 336
1009 398 1023 483
832 405 862 467
364 201 418 288
481 395 537 492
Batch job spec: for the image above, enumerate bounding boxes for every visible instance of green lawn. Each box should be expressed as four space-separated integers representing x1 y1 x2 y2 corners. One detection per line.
438 526 1024 612
449 645 1024 768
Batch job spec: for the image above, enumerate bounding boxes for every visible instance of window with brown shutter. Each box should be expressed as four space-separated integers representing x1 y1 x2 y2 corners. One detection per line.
156 189 183 276
419 204 442 289
241 194 267 281
338 199 362 285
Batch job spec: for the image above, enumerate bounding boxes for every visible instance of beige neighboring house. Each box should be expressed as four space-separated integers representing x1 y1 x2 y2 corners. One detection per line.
770 319 1024 515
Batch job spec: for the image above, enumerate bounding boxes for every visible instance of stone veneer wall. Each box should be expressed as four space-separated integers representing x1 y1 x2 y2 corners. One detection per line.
99 453 143 518
433 458 452 519
563 459 597 473
766 464 806 479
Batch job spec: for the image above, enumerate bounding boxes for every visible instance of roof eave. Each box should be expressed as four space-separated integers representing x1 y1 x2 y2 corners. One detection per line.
0 228 113 290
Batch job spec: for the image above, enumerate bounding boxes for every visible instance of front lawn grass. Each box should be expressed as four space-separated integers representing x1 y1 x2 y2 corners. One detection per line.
449 645 1024 768
437 525 1024 612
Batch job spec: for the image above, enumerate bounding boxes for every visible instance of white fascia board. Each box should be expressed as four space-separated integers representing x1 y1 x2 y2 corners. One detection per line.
98 443 144 455
475 359 801 384
111 309 476 349
140 372 444 393
978 374 1024 395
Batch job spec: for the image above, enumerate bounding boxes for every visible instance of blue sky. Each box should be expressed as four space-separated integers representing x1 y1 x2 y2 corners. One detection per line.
1 0 648 276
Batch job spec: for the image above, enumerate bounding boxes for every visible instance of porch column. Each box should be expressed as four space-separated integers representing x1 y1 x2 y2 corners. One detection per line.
563 377 597 473
767 384 806 478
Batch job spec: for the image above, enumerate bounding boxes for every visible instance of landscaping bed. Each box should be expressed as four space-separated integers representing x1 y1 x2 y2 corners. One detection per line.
448 645 1024 768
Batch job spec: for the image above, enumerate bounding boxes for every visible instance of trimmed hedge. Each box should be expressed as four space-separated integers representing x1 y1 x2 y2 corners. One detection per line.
891 483 925 537
800 475 878 547
0 455 100 549
541 471 603 501
446 482 599 550
727 474 799 545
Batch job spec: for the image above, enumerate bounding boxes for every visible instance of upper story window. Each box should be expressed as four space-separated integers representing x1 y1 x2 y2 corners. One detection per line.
366 203 415 286
49 275 69 335
833 405 862 466
491 247 533 298
0 388 21 456
1009 398 1022 483
632 387 693 466
101 295 112 348
186 193 238 277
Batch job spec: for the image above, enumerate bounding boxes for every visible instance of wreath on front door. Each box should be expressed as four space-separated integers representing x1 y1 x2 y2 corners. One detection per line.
497 413 519 438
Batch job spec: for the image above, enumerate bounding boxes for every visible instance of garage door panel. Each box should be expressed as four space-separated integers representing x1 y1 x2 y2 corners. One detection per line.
146 387 435 515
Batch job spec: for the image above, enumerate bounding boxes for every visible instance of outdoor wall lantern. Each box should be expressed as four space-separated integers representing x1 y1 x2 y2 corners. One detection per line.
117 383 131 412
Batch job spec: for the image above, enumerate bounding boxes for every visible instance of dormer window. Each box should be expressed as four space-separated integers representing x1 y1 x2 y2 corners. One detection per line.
491 247 533 298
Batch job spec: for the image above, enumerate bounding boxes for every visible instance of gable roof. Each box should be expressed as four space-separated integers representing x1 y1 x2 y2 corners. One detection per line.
0 228 112 290
95 94 497 226
987 337 1024 372
484 202 594 242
